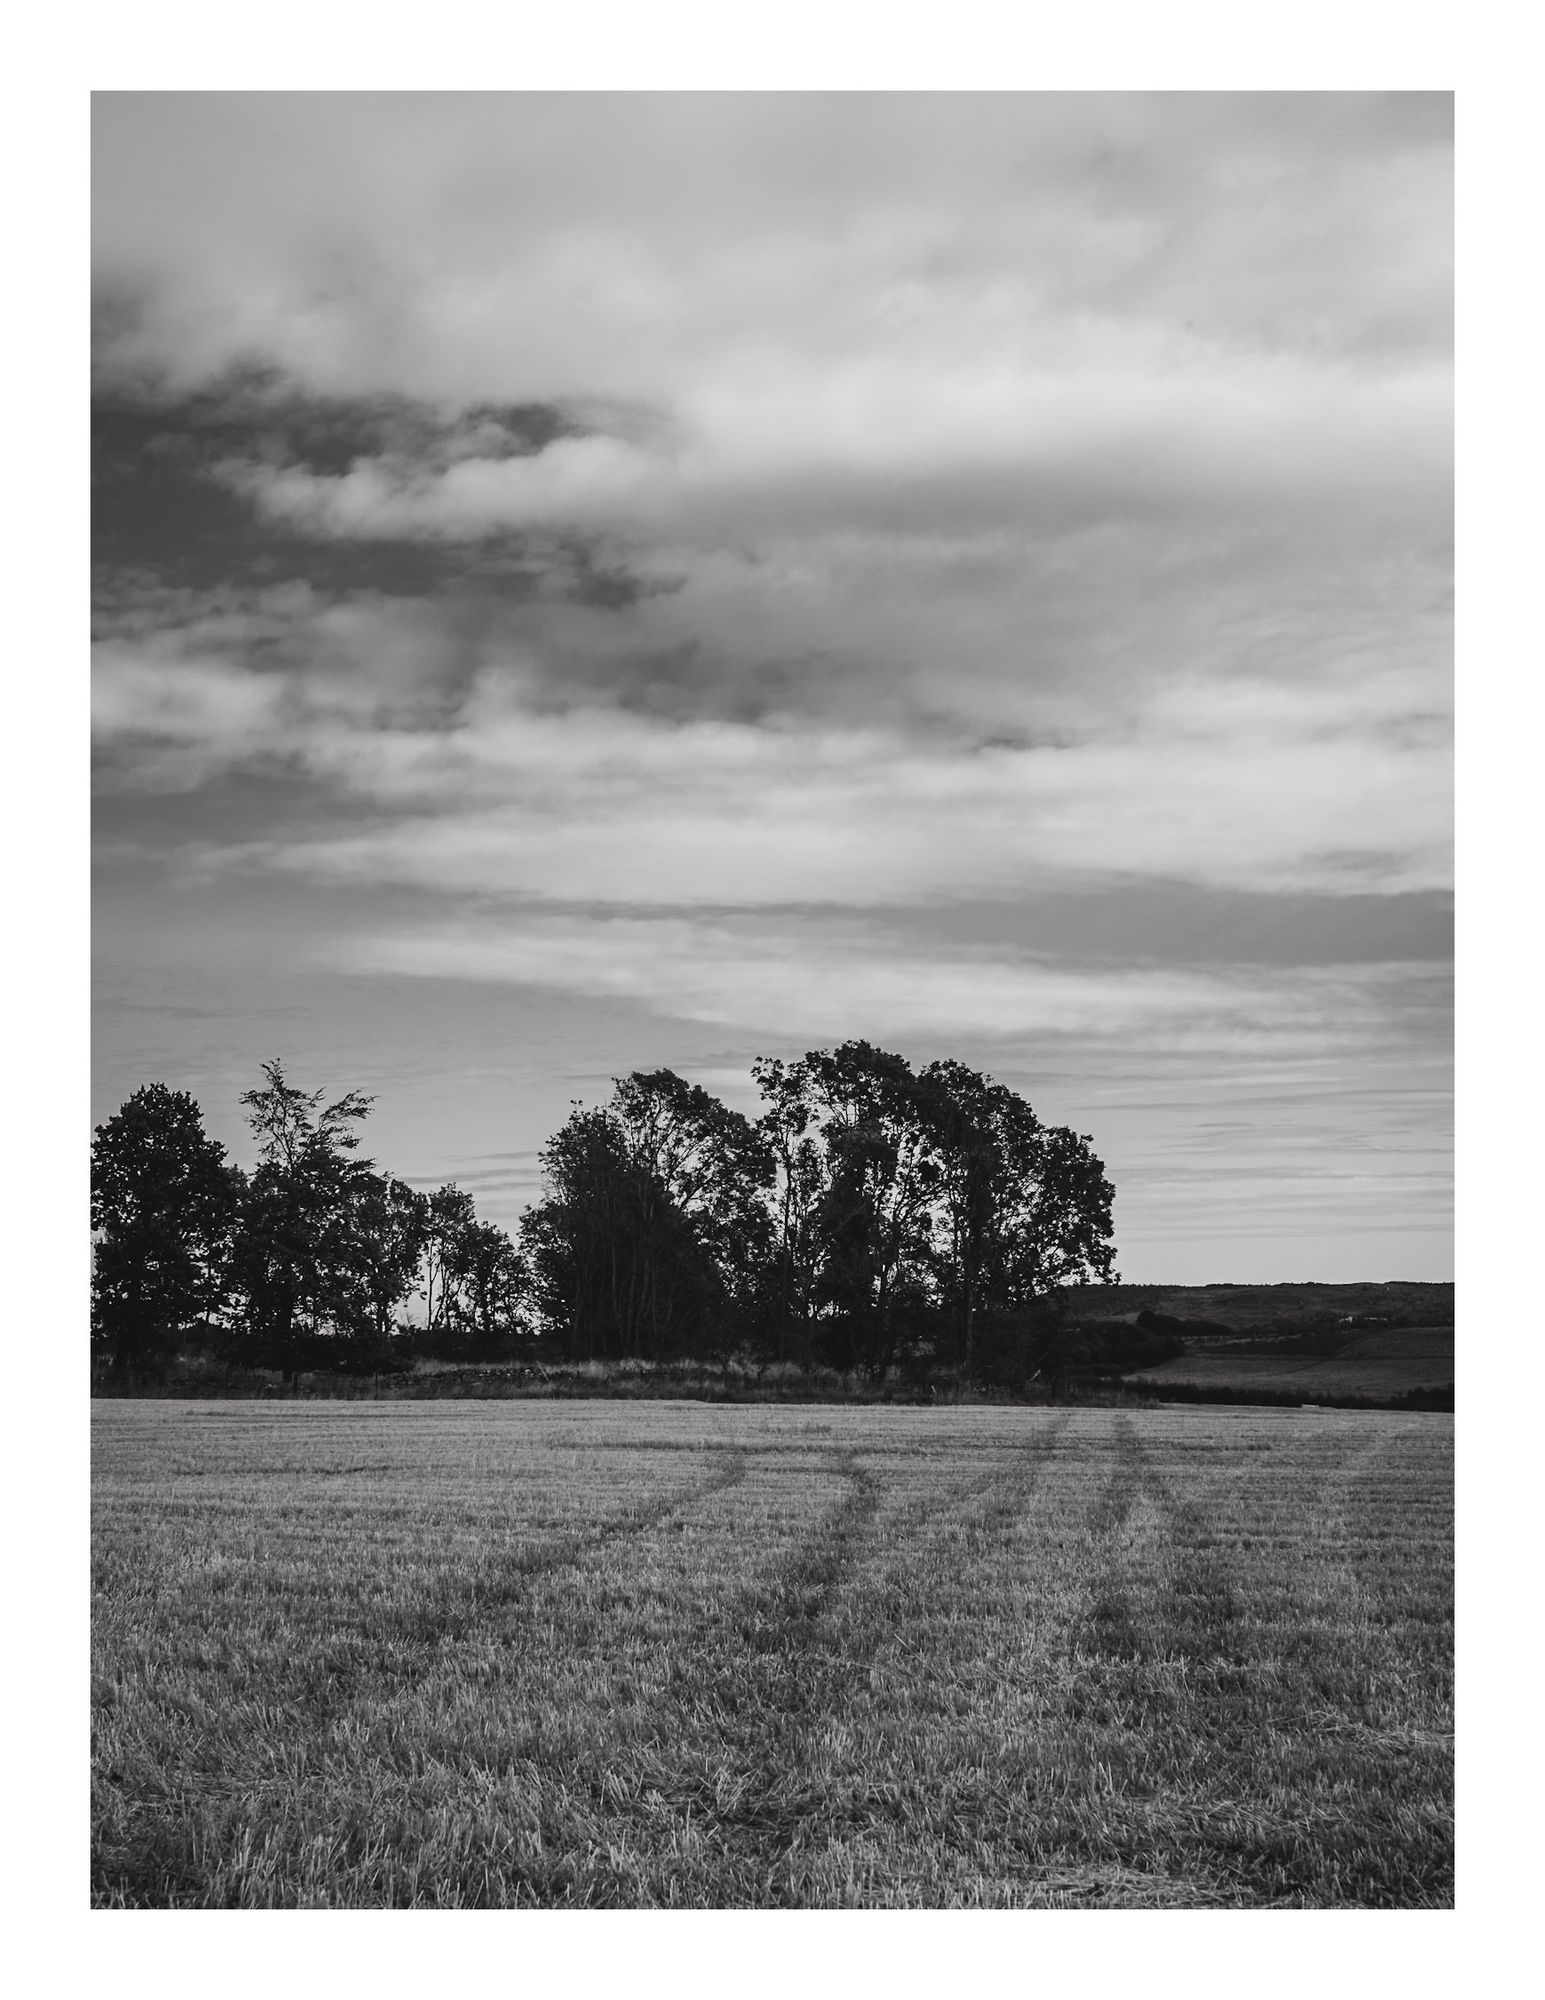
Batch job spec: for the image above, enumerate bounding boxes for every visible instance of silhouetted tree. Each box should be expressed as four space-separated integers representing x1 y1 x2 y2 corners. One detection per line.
748 1045 1117 1382
92 1044 1117 1395
759 1043 943 1375
229 1061 382 1377
347 1172 428 1347
450 1219 529 1359
751 1055 831 1362
421 1184 477 1342
524 1105 668 1360
524 1071 771 1361
611 1070 772 1343
91 1084 241 1375
919 1058 1116 1385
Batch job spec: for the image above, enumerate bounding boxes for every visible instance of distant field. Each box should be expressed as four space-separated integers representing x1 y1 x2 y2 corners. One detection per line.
1062 1280 1454 1331
92 1400 1453 1908
1126 1327 1454 1403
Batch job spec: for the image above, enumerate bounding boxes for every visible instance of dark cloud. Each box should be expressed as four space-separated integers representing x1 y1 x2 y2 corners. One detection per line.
92 371 667 610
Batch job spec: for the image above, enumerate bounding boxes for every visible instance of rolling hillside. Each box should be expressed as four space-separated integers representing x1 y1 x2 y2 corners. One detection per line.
1124 1326 1453 1402
1057 1280 1453 1334
1053 1282 1454 1405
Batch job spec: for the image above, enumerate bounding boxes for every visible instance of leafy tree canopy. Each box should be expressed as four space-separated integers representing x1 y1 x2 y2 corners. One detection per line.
91 1084 241 1371
93 1046 1116 1387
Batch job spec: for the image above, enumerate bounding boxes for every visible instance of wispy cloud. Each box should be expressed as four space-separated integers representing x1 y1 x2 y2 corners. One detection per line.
331 908 1444 1053
95 611 1450 899
225 351 1448 547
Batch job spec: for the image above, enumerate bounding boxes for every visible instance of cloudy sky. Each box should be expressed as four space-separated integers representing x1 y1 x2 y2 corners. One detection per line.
91 92 1453 1281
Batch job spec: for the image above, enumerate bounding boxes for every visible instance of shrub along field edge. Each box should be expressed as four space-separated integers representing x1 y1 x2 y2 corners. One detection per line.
89 1350 1453 1413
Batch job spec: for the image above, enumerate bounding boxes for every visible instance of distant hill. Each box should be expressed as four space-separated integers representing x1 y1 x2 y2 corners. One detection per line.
1125 1325 1453 1405
1055 1280 1453 1336
1052 1281 1455 1408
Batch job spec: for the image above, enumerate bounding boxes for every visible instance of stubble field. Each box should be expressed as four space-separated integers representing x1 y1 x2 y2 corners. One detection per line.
91 1399 1453 1908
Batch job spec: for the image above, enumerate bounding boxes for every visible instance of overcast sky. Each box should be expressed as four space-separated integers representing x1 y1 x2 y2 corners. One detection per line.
91 92 1453 1281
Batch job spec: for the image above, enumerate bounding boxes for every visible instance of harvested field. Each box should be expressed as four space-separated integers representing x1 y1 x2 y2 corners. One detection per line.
92 1400 1453 1908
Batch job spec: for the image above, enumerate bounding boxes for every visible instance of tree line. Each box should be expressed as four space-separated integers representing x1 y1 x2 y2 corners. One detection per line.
91 1044 1118 1387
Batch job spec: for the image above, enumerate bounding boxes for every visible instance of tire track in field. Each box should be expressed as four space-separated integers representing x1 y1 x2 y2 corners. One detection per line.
735 1451 881 1665
1077 1412 1242 1667
576 1415 1074 1902
726 1414 1072 1714
1067 1414 1448 1907
272 1442 763 1782
1078 1416 1376 1672
295 1416 1069 1904
609 1446 886 1748
1173 1418 1450 1909
1082 1417 1151 1661
445 1442 890 1902
395 1447 750 1649
715 1414 1076 1901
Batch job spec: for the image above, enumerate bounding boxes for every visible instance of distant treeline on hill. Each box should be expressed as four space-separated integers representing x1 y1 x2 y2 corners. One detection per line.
91 1046 1126 1392
1058 1280 1454 1334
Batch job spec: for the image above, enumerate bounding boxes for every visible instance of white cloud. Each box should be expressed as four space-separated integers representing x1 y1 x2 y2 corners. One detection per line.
331 908 1435 1052
235 725 1450 902
94 605 1451 900
90 643 288 786
226 343 1449 551
93 94 1451 901
93 95 1452 407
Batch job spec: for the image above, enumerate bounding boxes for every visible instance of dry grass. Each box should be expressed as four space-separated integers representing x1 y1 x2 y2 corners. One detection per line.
92 1400 1453 1908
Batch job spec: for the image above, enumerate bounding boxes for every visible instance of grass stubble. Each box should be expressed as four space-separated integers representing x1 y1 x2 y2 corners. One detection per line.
91 1400 1453 1908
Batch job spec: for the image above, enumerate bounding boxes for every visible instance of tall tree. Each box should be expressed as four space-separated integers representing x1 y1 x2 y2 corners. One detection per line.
750 1046 1117 1380
346 1172 428 1346
229 1061 379 1376
916 1058 1007 1377
416 1183 527 1357
920 1057 1116 1380
91 1084 241 1375
421 1184 477 1341
611 1070 772 1335
524 1104 665 1360
450 1219 529 1359
994 1117 1118 1299
524 1072 771 1362
760 1048 940 1376
751 1055 831 1362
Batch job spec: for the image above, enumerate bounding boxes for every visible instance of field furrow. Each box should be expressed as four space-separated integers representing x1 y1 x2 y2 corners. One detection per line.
92 1400 1453 1908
